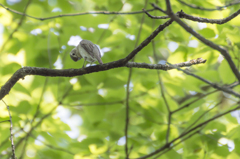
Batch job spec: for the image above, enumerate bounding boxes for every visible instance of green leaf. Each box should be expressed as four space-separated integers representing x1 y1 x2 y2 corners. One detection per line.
199 28 216 38
218 59 236 83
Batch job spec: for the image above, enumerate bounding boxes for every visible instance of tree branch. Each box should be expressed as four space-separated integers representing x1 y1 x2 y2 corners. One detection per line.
0 3 155 21
165 0 172 14
177 9 240 24
172 81 239 113
0 59 206 100
0 18 174 100
177 0 240 11
138 104 240 159
167 62 240 98
122 19 173 63
143 8 240 24
151 3 240 82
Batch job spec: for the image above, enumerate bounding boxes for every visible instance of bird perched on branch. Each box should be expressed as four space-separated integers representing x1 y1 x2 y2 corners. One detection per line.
70 40 103 67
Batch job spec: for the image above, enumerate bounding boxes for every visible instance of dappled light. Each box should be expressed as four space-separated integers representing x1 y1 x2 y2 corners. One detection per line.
0 0 240 159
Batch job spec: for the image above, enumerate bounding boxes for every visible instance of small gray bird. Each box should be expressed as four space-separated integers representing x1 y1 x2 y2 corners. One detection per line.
70 40 103 67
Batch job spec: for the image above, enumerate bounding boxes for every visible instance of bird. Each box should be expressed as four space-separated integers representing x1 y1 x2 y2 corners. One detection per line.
70 39 103 67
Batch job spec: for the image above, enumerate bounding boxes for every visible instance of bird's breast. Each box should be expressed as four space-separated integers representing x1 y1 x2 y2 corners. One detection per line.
78 46 97 62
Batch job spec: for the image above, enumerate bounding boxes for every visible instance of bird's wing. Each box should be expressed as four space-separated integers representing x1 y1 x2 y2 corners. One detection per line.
94 45 103 64
80 40 95 58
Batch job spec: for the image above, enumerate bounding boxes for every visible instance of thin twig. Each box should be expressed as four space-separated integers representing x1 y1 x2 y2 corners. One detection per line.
0 3 155 21
150 11 172 143
11 105 58 156
172 82 239 114
158 72 172 143
0 120 10 123
29 134 75 155
31 78 48 124
18 76 47 158
124 70 131 159
148 9 169 127
0 0 32 53
63 100 124 107
199 132 232 149
177 9 240 24
138 105 240 159
96 2 126 44
142 9 169 19
177 0 240 11
167 62 240 98
126 59 206 69
48 27 53 68
0 128 23 157
143 8 240 24
64 88 151 108
122 18 173 63
182 101 222 133
2 100 16 159
59 85 73 103
172 90 218 113
125 1 148 158
153 130 202 159
18 136 29 159
130 108 166 125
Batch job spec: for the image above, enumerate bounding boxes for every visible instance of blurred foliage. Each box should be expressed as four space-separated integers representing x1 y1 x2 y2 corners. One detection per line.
0 0 240 159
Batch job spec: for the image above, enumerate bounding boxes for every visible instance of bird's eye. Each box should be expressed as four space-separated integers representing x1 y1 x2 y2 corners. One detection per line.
72 53 75 55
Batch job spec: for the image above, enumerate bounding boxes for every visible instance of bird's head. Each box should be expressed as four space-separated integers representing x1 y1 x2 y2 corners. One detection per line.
70 47 82 62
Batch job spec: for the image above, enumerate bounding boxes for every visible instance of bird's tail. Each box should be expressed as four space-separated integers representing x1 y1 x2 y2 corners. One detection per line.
96 56 103 64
